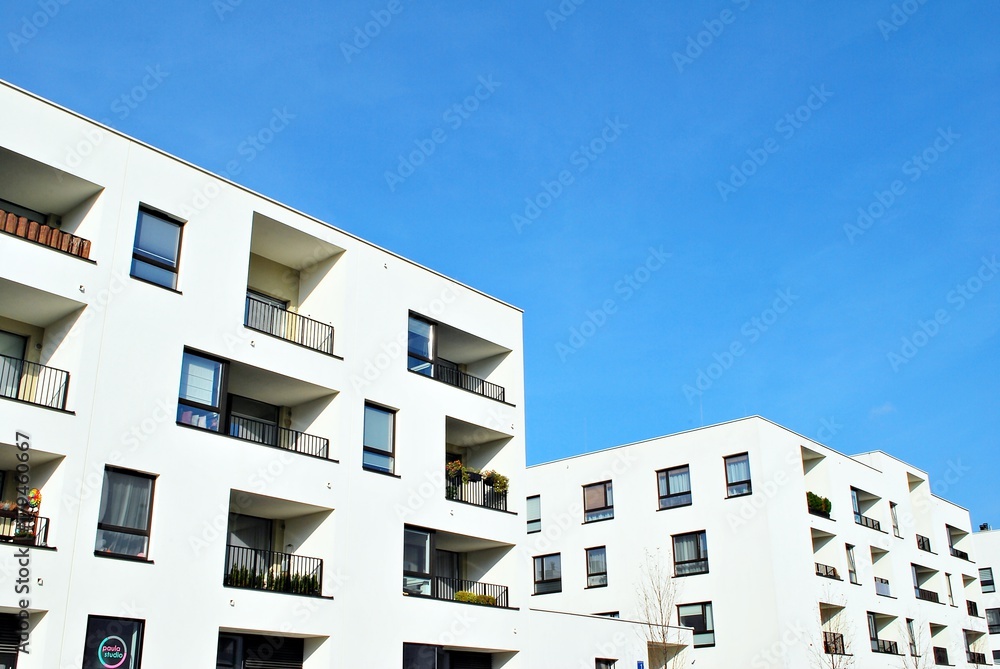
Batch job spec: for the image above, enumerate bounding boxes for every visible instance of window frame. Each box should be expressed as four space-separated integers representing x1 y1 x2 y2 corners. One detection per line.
362 401 397 474
82 615 146 669
677 601 715 648
595 660 617 669
672 530 709 576
846 544 858 584
402 525 434 597
95 466 156 561
980 567 995 594
582 480 614 523
130 206 183 290
985 607 999 634
586 546 608 588
890 501 901 537
657 465 692 509
723 452 752 497
176 348 228 433
407 313 436 377
526 495 541 534
533 553 562 595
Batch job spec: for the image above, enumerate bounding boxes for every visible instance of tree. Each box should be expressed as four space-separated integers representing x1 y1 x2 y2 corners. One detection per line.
896 617 933 669
809 599 856 669
635 548 686 669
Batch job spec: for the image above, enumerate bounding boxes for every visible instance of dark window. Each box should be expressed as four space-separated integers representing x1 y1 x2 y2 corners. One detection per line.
673 531 708 576
131 207 182 289
724 453 751 497
596 660 616 669
82 616 145 669
407 315 434 376
933 646 949 665
403 527 432 596
846 544 858 584
678 602 714 647
986 608 999 634
95 468 155 559
583 481 613 522
586 547 608 588
657 465 692 509
217 633 303 669
533 553 561 594
0 613 21 668
526 495 541 533
363 403 395 473
594 611 620 618
176 349 226 432
980 568 995 594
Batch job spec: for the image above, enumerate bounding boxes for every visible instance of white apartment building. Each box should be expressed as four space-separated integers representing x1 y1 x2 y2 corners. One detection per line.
972 529 1000 665
526 416 993 668
0 80 691 668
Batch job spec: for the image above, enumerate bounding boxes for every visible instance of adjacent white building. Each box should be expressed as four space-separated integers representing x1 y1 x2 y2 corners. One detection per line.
0 80 689 668
526 416 994 668
972 529 1000 665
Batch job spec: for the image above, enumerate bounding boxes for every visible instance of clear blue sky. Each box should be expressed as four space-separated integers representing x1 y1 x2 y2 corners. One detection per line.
3 2 997 522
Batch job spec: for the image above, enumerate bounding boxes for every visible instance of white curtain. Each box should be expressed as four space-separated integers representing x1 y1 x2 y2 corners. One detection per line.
726 455 750 483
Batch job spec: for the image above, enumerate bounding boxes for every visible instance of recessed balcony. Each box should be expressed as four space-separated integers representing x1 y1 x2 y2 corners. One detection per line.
244 294 334 356
443 416 513 513
875 577 892 597
0 353 69 410
224 544 322 596
823 631 846 655
815 562 840 580
914 587 940 603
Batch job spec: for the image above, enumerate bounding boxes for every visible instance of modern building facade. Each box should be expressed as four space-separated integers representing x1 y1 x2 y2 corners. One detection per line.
0 80 689 668
972 529 1000 665
526 416 994 668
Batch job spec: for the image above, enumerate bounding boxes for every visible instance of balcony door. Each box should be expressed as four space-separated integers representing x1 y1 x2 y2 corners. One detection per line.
227 514 274 583
228 395 280 446
435 550 461 599
245 290 289 337
0 331 26 401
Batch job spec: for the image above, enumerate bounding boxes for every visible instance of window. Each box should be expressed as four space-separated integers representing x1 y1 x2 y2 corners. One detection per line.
945 572 954 605
403 527 432 596
218 634 303 669
933 646 949 665
906 619 917 656
657 465 692 509
586 547 608 588
724 453 751 497
176 350 226 431
407 315 434 376
673 531 709 576
986 608 999 634
993 650 1000 663
526 495 541 533
596 660 616 669
131 207 182 289
980 567 995 594
594 611 620 618
363 402 395 473
95 468 155 559
583 481 614 522
533 553 561 594
846 544 858 584
82 616 145 669
890 502 901 537
677 602 714 647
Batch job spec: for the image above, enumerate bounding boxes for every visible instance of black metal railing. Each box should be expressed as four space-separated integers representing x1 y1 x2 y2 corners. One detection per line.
967 651 987 665
432 365 505 403
854 512 881 531
224 544 323 596
815 563 839 579
933 647 949 665
0 513 49 547
950 546 969 560
967 600 979 616
431 576 508 608
244 296 334 355
446 474 508 511
228 415 330 459
916 534 932 552
871 638 899 654
875 576 892 596
823 632 846 655
0 353 69 410
914 587 940 603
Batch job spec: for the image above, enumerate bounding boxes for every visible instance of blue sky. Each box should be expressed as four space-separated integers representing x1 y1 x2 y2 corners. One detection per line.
3 1 997 521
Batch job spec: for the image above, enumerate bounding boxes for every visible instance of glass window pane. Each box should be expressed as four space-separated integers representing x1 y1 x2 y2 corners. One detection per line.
95 528 149 557
99 471 152 531
403 529 431 574
363 450 393 472
526 495 541 521
179 353 223 407
726 454 750 482
131 258 178 289
135 210 180 266
364 405 393 453
669 467 691 493
407 317 432 358
82 616 145 669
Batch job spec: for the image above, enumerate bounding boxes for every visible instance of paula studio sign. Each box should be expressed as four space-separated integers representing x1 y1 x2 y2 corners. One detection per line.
83 616 144 669
99 635 128 668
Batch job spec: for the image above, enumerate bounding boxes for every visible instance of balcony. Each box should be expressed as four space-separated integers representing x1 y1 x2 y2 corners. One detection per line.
967 651 987 665
815 562 840 580
0 510 50 548
917 534 933 552
0 353 69 410
446 471 508 512
431 365 505 403
223 544 323 596
933 647 949 665
871 638 899 654
967 601 979 617
228 415 330 459
823 631 846 655
1 206 92 260
915 587 940 603
855 513 881 531
950 546 970 560
875 577 892 597
244 295 334 356
413 576 510 608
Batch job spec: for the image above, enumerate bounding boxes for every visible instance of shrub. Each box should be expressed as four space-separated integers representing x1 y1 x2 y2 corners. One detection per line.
807 492 832 516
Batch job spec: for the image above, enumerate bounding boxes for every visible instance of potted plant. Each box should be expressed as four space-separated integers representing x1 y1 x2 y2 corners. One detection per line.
480 470 509 494
445 460 468 483
806 492 832 518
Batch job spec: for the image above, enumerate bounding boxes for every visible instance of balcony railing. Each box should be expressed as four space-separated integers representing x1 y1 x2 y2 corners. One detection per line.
244 296 334 356
224 544 323 596
0 513 49 547
815 562 840 579
823 631 846 655
967 601 979 617
430 576 509 608
950 546 969 560
967 651 987 665
229 415 330 459
431 365 505 403
854 512 881 531
916 534 932 552
933 647 949 665
446 473 508 512
0 354 69 410
914 587 940 603
871 638 899 654
875 576 892 596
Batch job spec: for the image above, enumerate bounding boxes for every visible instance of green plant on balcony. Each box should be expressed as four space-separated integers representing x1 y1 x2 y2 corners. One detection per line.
807 491 832 518
454 590 497 606
446 460 469 483
480 470 509 494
